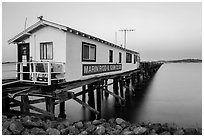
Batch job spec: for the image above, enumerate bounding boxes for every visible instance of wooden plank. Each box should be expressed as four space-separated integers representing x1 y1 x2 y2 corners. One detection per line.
73 97 99 115
10 98 55 117
29 98 46 104
58 68 141 90
103 89 125 101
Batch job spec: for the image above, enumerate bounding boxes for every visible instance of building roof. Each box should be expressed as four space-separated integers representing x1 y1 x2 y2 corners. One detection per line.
8 18 139 55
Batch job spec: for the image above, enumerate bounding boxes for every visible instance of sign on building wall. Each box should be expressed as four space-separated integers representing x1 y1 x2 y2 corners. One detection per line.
82 64 122 76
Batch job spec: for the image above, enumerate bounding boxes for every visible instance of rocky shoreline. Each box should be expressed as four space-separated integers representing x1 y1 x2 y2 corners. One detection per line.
2 115 202 135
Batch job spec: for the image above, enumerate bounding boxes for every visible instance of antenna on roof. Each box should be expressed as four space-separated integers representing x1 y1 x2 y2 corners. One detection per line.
24 17 27 30
119 29 135 49
37 16 43 20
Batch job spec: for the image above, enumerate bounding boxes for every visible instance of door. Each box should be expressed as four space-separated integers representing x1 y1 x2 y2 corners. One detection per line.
17 43 30 80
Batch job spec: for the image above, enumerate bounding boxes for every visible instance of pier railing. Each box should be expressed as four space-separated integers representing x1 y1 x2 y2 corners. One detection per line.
17 61 66 85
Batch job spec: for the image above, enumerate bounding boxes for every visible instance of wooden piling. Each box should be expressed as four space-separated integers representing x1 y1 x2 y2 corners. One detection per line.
88 83 95 109
82 85 86 104
2 95 10 112
104 79 109 98
113 77 119 104
20 95 30 113
45 97 55 116
96 81 101 113
125 76 130 96
58 102 66 118
119 77 124 105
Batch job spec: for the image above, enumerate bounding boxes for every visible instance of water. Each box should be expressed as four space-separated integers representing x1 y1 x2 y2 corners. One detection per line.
2 63 202 128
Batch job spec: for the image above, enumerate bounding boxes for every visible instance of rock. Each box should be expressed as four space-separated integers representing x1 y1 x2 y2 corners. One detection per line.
160 131 171 135
86 125 96 133
109 129 121 135
2 115 7 123
99 118 106 123
2 129 12 135
9 121 24 134
57 124 65 131
2 120 11 130
74 121 83 129
122 131 133 135
149 132 158 135
108 118 115 124
121 121 130 128
92 119 102 125
94 125 106 135
21 128 30 135
162 123 178 133
84 121 92 128
184 128 197 135
173 129 184 135
101 122 111 128
116 118 125 125
22 115 31 123
115 125 122 130
62 119 71 127
106 127 116 133
150 123 163 133
80 131 88 135
46 128 60 135
196 128 202 135
60 127 70 135
30 127 47 135
68 126 80 135
110 122 117 128
133 126 147 135
11 116 18 121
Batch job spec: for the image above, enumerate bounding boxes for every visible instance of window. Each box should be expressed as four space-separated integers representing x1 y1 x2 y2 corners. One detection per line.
82 42 96 62
119 52 122 63
40 42 53 60
126 52 132 63
109 50 113 63
134 54 137 64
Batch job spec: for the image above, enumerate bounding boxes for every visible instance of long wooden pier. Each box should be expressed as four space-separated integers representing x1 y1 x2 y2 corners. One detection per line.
2 62 163 119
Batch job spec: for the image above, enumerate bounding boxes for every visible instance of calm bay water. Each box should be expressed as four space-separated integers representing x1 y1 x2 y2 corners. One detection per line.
2 63 202 128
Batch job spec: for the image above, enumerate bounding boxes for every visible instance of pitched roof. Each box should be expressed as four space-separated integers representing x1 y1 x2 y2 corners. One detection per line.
8 18 139 55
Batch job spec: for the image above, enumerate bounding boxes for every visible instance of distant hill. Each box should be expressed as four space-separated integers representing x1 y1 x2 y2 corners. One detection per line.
158 59 202 63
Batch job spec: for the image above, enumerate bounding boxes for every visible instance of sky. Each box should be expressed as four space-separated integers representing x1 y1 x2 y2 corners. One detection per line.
2 2 202 62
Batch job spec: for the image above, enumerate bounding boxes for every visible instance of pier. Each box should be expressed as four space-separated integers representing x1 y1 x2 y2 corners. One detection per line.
2 62 163 119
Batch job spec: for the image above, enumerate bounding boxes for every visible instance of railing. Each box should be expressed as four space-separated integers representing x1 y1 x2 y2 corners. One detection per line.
18 61 66 85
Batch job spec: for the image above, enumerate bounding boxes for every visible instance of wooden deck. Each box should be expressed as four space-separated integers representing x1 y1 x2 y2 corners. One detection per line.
2 62 163 119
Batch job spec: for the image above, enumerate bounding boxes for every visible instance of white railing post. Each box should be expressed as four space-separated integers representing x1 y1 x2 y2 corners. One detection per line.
20 62 23 81
33 62 37 82
48 62 51 85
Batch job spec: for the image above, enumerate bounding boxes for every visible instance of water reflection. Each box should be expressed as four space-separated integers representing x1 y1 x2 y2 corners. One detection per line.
64 63 201 128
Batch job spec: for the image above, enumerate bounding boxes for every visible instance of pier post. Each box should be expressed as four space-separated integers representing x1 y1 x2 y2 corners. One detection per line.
88 83 95 109
2 95 10 112
131 74 136 94
113 77 119 104
104 79 109 98
137 73 140 83
125 76 130 97
20 95 30 113
58 102 66 118
119 77 124 105
96 81 101 113
45 97 55 117
82 85 86 103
